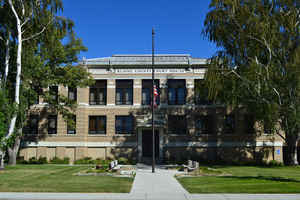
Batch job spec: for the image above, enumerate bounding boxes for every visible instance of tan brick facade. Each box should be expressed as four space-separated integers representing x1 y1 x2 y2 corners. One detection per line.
21 55 284 164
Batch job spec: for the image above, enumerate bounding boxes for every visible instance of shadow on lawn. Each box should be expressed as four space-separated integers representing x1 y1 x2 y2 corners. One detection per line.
222 175 300 183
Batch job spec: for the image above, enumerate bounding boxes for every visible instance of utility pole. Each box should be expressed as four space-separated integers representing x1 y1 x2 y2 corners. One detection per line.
152 28 155 173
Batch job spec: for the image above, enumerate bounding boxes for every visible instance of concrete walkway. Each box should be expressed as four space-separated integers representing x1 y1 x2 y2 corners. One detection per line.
1 164 300 200
130 164 189 199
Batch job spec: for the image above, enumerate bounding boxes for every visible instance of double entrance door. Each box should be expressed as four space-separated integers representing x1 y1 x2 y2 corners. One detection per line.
142 129 159 158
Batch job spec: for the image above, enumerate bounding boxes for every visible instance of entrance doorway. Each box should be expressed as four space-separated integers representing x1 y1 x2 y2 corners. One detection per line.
142 129 159 158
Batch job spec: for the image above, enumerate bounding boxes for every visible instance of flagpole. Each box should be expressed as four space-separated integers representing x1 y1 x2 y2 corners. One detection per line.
152 28 155 173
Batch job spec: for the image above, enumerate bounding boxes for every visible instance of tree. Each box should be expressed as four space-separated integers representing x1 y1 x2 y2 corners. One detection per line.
203 0 300 165
0 0 93 167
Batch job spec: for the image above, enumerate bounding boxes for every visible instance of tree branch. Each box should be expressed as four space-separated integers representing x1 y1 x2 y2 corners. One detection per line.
22 18 53 42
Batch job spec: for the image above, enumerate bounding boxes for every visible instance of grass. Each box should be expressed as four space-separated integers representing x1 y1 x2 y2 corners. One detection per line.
0 165 133 193
177 166 300 193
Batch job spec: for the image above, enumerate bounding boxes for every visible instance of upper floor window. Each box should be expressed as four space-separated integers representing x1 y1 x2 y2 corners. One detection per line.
48 115 57 134
49 86 58 103
195 115 214 134
67 115 76 134
142 80 160 105
168 80 186 105
24 115 39 135
264 120 273 135
194 79 212 105
116 80 133 105
115 115 134 134
89 116 106 134
68 87 77 102
224 114 235 134
168 115 187 135
89 80 107 105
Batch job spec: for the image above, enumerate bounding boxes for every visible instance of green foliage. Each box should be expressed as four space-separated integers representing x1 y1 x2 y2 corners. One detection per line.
118 157 129 165
17 156 48 164
0 0 93 164
49 157 69 164
74 157 95 165
203 0 300 165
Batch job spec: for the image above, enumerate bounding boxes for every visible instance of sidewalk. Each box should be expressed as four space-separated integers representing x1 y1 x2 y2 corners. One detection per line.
1 164 300 200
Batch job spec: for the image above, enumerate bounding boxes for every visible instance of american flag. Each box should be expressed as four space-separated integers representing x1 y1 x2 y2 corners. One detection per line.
153 84 158 107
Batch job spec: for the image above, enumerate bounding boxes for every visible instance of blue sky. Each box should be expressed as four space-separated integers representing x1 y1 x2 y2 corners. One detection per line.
62 0 217 60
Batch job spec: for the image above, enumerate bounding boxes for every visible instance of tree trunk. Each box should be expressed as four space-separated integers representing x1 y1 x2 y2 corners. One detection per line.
8 136 21 166
0 150 5 169
4 31 10 83
6 0 22 140
286 135 299 165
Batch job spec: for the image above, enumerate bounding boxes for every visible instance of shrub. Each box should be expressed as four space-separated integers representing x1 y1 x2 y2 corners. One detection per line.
267 160 284 167
16 156 28 164
74 157 95 164
118 157 129 165
50 157 69 164
37 157 48 164
28 157 39 164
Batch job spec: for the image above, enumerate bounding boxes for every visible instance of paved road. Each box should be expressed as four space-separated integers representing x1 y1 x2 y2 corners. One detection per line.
1 164 300 200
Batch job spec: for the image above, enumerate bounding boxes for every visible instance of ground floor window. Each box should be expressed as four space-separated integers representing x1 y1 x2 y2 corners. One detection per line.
48 115 57 134
224 114 235 134
195 115 214 134
67 115 76 134
115 115 134 134
25 115 39 135
89 116 106 134
168 115 187 134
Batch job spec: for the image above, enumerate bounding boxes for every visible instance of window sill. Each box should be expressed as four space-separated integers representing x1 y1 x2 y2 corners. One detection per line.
114 134 134 136
168 134 187 136
88 134 107 137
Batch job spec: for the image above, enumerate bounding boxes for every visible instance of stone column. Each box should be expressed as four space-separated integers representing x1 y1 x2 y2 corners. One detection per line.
107 79 115 106
159 79 167 105
186 79 194 105
134 79 142 106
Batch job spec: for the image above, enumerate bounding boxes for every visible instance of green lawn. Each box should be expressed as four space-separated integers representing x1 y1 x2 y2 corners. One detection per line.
0 165 133 193
177 166 300 193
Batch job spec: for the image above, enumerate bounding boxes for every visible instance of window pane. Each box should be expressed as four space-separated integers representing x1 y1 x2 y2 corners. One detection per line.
48 115 57 134
168 88 176 104
68 87 77 101
177 88 186 104
89 80 107 105
67 115 76 134
49 86 58 102
116 116 133 134
224 114 235 134
168 115 186 134
116 80 133 105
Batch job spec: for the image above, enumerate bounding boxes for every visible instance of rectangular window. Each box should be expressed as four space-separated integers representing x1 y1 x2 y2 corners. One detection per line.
168 115 187 135
142 80 160 105
68 87 77 101
33 87 41 104
48 115 57 134
89 80 107 105
89 116 106 134
224 114 235 134
25 115 39 135
115 116 134 134
116 80 133 105
264 121 273 134
244 114 255 134
195 115 214 134
67 115 76 134
49 86 58 103
194 79 212 105
168 80 186 105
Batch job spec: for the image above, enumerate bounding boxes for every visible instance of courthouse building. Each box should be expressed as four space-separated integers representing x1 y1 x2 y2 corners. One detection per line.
20 54 284 163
